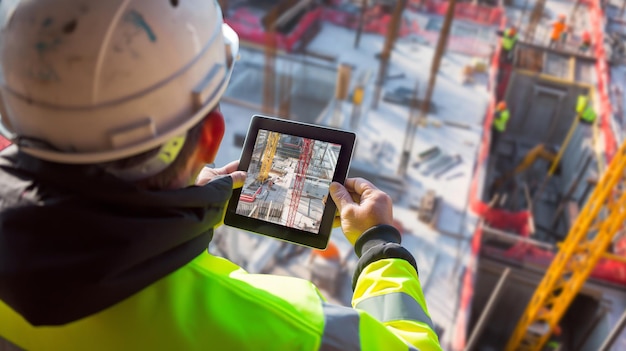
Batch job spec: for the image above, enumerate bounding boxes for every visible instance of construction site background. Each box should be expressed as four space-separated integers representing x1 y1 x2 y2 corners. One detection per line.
1 0 626 349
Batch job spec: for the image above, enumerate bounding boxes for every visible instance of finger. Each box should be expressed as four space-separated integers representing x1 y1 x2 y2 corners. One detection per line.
329 182 354 211
230 171 247 189
345 177 377 195
220 160 241 174
348 190 360 203
195 167 214 186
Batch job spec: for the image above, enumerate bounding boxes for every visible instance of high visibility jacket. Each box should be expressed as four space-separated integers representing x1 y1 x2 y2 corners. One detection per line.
493 109 510 132
0 147 442 350
0 253 442 350
577 95 597 123
501 29 518 51
551 22 566 40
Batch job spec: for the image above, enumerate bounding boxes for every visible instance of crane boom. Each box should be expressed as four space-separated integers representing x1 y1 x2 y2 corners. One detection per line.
505 140 626 351
258 132 281 183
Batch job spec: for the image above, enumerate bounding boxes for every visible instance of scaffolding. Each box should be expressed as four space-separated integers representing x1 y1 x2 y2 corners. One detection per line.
287 139 314 227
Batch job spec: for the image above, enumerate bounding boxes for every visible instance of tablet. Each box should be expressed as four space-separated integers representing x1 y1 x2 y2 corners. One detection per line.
224 115 356 249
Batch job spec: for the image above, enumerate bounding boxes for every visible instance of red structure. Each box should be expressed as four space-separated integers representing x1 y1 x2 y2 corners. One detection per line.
0 136 9 151
240 185 263 203
286 139 313 227
225 6 322 52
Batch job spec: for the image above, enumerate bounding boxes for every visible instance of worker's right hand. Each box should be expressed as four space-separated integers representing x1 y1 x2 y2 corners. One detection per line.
329 178 394 245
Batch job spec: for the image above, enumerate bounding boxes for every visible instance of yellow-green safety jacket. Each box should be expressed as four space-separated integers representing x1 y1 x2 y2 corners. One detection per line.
1 253 441 350
0 147 442 351
502 29 518 51
576 95 597 123
493 109 510 132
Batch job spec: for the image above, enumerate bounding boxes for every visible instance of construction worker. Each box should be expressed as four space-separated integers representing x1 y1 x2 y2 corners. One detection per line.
579 30 592 52
491 101 510 153
499 26 518 64
577 95 597 124
549 14 567 49
545 323 564 350
0 1 441 351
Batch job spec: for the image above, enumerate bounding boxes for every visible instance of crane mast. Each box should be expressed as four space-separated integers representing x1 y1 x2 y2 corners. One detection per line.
506 140 626 351
258 132 281 183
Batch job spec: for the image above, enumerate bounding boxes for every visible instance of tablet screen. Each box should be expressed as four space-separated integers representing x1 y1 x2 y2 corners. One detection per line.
235 129 341 234
225 115 355 249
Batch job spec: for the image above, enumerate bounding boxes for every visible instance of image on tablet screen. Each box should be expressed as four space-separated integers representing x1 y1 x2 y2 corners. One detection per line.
236 129 341 234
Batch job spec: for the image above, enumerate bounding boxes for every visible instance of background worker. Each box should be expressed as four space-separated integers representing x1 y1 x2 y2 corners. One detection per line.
577 94 597 125
499 26 519 64
579 30 592 53
0 1 442 350
491 101 511 154
549 14 567 49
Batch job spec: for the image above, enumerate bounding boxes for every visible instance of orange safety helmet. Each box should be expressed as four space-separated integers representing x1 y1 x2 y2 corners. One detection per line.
496 101 507 111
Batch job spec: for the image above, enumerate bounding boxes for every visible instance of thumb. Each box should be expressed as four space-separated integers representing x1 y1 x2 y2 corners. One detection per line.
230 171 247 189
329 182 353 211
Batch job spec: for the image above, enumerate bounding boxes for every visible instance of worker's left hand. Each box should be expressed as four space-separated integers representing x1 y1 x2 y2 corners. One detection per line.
196 161 246 188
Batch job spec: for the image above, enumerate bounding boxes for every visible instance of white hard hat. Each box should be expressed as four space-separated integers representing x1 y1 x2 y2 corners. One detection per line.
0 0 239 174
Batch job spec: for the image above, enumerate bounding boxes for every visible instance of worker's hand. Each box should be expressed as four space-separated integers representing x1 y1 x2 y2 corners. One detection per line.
196 161 247 189
329 178 394 245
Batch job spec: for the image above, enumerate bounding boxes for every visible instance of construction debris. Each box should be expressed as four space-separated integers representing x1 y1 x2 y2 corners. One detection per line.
434 155 463 179
445 172 464 181
417 189 440 226
413 146 442 168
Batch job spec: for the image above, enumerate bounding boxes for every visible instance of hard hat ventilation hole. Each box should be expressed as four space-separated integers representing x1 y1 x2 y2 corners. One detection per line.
170 0 179 8
63 20 78 34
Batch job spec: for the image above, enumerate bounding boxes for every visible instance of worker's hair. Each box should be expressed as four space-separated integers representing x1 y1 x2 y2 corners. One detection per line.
105 113 209 190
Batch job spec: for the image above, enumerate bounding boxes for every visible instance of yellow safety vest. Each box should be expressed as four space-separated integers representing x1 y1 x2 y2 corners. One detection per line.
576 95 597 123
493 109 510 132
502 29 518 51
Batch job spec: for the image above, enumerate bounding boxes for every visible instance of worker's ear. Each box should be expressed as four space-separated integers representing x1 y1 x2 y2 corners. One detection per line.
198 109 226 164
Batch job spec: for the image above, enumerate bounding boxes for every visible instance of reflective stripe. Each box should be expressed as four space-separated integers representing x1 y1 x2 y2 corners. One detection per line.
320 303 361 351
355 292 435 331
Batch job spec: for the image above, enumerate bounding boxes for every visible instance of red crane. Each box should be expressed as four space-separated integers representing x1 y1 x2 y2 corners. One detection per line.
286 138 314 227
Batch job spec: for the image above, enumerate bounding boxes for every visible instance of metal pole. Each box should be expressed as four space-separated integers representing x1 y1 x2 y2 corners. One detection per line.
419 0 457 124
263 11 278 116
464 268 512 351
354 0 368 49
525 0 546 42
533 116 580 204
517 0 530 30
398 0 456 175
371 0 407 110
598 308 626 351
398 81 420 176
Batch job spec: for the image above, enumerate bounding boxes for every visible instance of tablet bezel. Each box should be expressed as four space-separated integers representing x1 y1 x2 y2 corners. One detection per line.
224 115 356 249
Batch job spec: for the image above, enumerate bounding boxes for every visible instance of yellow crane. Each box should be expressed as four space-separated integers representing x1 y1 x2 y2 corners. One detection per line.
258 131 280 183
505 139 626 351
